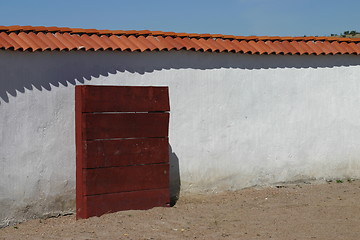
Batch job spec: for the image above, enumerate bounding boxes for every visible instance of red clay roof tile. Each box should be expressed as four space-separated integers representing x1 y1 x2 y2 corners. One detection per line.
232 39 250 53
135 30 152 36
163 36 185 51
263 41 282 54
211 34 225 38
155 36 177 51
245 40 262 54
18 32 43 51
80 34 102 51
43 26 59 32
254 40 272 54
223 39 242 53
330 41 346 54
0 25 359 55
319 41 336 55
298 41 315 55
106 35 128 51
170 37 188 51
288 41 308 55
58 33 83 50
97 35 119 50
135 35 155 51
353 43 360 54
6 25 21 31
89 34 111 50
26 32 49 51
0 32 19 50
206 38 227 52
36 32 60 50
184 33 201 38
115 35 138 51
344 42 358 54
193 38 212 52
209 39 227 52
278 40 297 55
304 41 323 55
143 36 162 51
8 32 30 51
235 40 258 54
272 40 289 54
198 33 212 38
127 35 149 52
180 37 201 51
338 42 354 54
45 33 69 50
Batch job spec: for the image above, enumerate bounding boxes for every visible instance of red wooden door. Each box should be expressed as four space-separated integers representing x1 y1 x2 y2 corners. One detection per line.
75 85 170 219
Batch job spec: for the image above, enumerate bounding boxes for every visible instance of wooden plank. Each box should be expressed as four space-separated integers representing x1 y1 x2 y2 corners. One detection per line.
83 138 169 168
83 113 169 140
82 188 170 219
75 86 86 219
83 164 169 196
80 85 170 113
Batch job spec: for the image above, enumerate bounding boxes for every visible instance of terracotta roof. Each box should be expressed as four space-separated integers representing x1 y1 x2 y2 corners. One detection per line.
0 25 360 55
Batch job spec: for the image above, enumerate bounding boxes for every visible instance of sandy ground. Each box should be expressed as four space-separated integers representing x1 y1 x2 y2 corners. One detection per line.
1 179 359 240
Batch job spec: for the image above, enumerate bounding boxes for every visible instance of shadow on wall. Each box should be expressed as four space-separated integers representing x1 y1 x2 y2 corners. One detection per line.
1 50 360 103
169 144 180 206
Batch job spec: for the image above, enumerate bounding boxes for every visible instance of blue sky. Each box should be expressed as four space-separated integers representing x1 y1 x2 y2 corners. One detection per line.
1 0 360 37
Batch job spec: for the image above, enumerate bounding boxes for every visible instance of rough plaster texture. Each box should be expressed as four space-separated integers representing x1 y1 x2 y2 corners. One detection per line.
1 50 360 226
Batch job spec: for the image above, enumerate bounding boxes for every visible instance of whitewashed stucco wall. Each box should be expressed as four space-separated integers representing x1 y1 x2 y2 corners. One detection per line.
1 50 360 226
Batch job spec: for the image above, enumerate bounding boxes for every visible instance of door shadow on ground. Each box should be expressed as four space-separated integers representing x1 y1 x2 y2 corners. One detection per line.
169 144 180 206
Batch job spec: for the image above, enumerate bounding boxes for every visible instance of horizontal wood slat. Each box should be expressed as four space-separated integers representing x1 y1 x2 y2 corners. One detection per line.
83 164 169 196
79 85 170 113
83 138 169 168
83 189 170 218
83 113 169 140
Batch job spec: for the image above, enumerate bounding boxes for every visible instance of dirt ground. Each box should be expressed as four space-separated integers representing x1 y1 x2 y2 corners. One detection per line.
1 180 359 240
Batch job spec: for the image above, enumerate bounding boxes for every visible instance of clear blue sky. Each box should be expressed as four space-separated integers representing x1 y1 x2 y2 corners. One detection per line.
1 0 360 37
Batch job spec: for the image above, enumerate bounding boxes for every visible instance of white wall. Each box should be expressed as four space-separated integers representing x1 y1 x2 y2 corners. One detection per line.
1 50 360 226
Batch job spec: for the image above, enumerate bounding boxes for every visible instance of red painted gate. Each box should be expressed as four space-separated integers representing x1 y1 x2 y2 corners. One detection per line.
75 85 170 219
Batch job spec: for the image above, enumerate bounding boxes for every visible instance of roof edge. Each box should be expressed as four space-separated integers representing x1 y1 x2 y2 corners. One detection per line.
1 25 360 42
